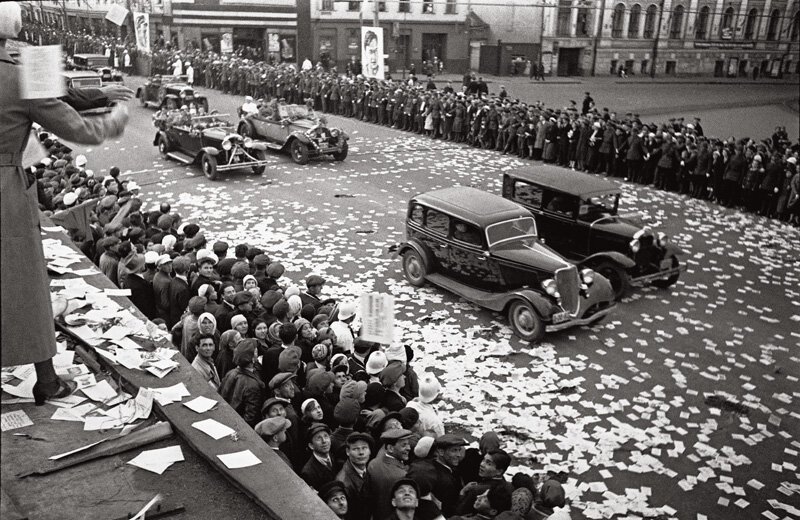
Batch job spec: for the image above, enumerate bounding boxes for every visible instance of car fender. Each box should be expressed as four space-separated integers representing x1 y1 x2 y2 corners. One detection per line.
663 244 685 258
504 290 556 320
586 271 615 303
153 130 171 147
201 147 219 157
580 251 636 270
248 142 267 151
238 119 256 136
290 131 311 145
397 239 434 271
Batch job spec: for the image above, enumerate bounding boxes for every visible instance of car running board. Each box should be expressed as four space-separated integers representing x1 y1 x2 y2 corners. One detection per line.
265 143 282 150
425 273 506 312
166 151 194 164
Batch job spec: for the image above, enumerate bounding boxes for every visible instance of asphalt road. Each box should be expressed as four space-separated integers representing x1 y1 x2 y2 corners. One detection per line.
67 80 800 520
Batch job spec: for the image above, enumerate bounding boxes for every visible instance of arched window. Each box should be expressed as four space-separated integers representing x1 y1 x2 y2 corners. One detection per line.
628 4 642 37
766 9 781 40
695 6 710 39
792 11 800 41
557 0 572 36
669 5 684 39
643 4 658 38
612 3 626 37
720 6 735 38
744 8 758 39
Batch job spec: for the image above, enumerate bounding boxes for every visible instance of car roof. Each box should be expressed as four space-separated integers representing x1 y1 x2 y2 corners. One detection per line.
506 165 620 197
62 70 101 78
412 186 531 226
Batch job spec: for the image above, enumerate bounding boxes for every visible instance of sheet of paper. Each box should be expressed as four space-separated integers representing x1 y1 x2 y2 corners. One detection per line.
149 383 190 405
217 450 262 469
84 415 124 431
1 410 34 431
127 446 184 474
183 396 218 414
192 418 236 440
51 407 86 422
112 337 142 350
81 379 119 403
105 4 129 26
102 325 131 341
104 288 132 297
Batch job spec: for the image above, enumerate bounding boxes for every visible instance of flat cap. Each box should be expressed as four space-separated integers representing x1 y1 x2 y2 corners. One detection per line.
318 480 347 502
268 372 296 390
434 433 468 449
380 428 412 444
254 417 291 437
345 431 374 447
261 396 290 417
233 291 252 306
306 422 331 442
306 274 326 287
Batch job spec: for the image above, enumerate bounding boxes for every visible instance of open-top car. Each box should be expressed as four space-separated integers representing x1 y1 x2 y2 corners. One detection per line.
153 113 269 180
502 167 686 299
398 187 615 342
69 53 124 84
237 103 348 165
137 75 208 112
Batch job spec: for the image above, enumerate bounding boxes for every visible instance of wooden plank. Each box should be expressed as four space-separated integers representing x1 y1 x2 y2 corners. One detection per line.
41 219 336 520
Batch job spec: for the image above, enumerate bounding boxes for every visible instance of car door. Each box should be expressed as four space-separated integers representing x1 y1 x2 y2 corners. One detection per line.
448 218 503 289
539 189 581 258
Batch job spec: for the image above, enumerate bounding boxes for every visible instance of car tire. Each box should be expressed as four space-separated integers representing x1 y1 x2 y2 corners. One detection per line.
508 300 544 342
332 141 348 162
157 135 171 160
201 153 218 181
652 256 680 289
252 150 267 175
594 261 629 301
402 249 427 287
290 140 310 165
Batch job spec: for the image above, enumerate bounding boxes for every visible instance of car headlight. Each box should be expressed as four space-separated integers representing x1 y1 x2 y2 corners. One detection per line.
657 232 668 247
630 238 641 253
222 139 232 151
541 279 560 298
580 268 595 285
243 137 253 148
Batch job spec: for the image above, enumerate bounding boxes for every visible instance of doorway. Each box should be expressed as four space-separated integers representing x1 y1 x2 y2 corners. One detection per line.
422 33 447 66
394 34 411 73
557 48 581 76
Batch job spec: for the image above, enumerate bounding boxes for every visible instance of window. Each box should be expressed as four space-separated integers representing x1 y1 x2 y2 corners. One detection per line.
513 182 544 208
557 0 572 36
766 9 781 40
695 6 709 40
452 220 482 246
643 4 658 38
348 0 360 11
720 6 735 38
321 0 333 10
410 204 424 224
669 5 684 39
378 0 385 11
792 11 800 42
445 0 456 14
577 8 592 36
628 5 641 38
744 8 758 39
423 0 434 13
398 0 410 12
612 3 626 38
425 209 449 235
543 192 575 217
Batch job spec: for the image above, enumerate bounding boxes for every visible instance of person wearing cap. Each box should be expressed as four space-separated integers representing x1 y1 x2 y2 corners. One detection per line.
405 433 467 516
335 431 372 519
98 237 122 286
190 251 218 296
167 256 193 327
450 484 513 520
318 480 349 519
152 255 173 322
142 250 159 284
299 274 328 311
406 372 445 437
380 361 408 412
383 478 420 520
269 372 304 467
219 338 265 427
365 428 413 520
529 479 567 519
330 300 357 353
455 450 513 516
301 422 338 490
254 416 292 467
251 253 270 292
365 350 389 384
124 253 158 320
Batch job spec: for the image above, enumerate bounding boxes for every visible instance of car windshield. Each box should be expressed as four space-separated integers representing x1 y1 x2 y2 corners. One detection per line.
485 217 538 248
278 104 312 119
577 192 619 222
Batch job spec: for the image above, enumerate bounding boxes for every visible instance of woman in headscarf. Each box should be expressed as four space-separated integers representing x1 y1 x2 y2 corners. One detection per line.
186 312 219 363
215 328 242 379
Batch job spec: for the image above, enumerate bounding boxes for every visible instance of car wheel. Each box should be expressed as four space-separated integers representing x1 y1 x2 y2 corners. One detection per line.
508 300 544 342
290 140 310 165
332 141 348 161
652 256 680 289
165 98 177 111
402 249 427 287
157 135 171 159
238 122 252 138
201 153 218 181
594 261 629 301
251 150 267 175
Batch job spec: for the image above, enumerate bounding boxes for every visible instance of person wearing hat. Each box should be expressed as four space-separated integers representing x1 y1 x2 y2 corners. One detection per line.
152 255 173 322
263 262 285 292
405 433 467 516
252 253 271 292
529 479 567 519
365 428 413 520
455 450 513 516
212 240 229 261
142 250 160 284
254 416 292 467
167 256 192 327
124 253 158 320
380 361 408 412
365 350 389 383
304 370 337 428
451 484 513 520
330 397 360 461
335 431 373 519
301 422 338 490
318 480 349 519
405 372 444 437
190 251 218 295
301 274 334 310
219 338 265 427
384 478 421 520
98 236 122 286
348 338 378 377
330 300 357 353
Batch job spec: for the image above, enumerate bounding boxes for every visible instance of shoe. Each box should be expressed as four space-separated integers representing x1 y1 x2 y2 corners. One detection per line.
33 378 77 406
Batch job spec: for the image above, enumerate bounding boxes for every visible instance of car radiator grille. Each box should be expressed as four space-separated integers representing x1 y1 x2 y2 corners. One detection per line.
555 266 580 315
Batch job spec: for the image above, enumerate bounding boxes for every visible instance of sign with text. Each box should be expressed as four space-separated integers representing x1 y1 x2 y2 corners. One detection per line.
360 293 394 344
19 45 65 99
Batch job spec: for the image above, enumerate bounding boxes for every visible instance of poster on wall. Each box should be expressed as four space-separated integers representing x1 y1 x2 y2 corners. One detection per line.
726 57 738 77
360 26 384 79
268 33 280 53
133 13 150 52
221 33 233 54
279 36 296 62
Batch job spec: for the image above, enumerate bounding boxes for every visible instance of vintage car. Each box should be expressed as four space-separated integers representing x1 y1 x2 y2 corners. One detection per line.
69 53 124 84
399 187 616 341
502 167 686 299
153 113 269 180
237 103 348 165
62 70 103 89
137 75 208 112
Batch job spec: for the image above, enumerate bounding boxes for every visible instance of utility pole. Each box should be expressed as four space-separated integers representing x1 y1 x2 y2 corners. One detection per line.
590 0 606 76
651 0 664 78
61 0 70 31
539 0 546 64
373 0 379 27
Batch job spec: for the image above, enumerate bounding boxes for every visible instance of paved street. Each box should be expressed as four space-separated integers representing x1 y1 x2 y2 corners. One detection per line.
67 80 800 519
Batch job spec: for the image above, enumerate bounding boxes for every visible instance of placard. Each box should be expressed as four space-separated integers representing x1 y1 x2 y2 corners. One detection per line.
134 13 150 52
19 45 65 99
105 4 129 27
359 292 394 344
361 26 385 79
221 33 233 54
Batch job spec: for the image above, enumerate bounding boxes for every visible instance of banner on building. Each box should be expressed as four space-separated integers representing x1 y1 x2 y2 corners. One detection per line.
268 33 281 53
105 4 129 26
359 293 394 345
279 36 296 62
361 26 384 79
221 33 233 54
133 13 150 52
